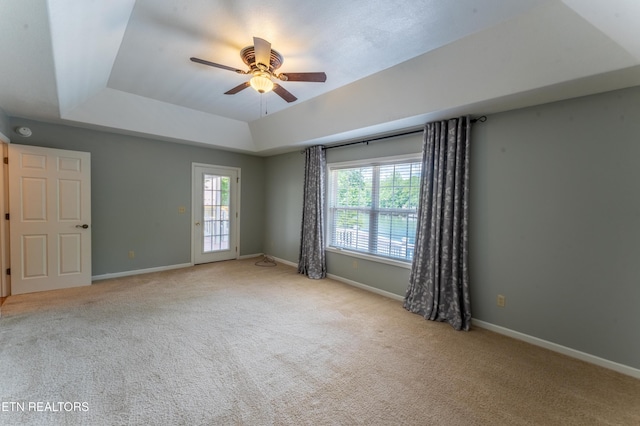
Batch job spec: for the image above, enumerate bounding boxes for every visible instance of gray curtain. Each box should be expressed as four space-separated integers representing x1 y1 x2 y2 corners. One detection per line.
404 116 471 331
298 145 327 279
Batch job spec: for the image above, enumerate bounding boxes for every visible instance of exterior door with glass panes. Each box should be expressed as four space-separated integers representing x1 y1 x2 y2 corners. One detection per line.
192 164 239 264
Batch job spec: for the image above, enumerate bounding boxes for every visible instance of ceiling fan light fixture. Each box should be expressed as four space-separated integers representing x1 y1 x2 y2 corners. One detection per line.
250 73 274 93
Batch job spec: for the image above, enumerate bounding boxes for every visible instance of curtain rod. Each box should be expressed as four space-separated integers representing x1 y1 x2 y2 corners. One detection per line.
323 129 422 151
318 115 487 152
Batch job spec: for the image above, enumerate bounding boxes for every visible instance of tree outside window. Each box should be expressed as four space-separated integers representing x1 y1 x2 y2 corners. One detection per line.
328 158 421 261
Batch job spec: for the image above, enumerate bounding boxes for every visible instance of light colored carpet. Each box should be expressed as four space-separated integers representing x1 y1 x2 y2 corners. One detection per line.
1 258 639 425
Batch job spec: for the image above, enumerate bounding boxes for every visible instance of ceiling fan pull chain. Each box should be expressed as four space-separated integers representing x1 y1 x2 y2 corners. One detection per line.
259 93 268 118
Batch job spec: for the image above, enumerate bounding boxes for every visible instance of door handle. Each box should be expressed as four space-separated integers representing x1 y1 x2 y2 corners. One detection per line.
75 224 89 229
195 222 200 226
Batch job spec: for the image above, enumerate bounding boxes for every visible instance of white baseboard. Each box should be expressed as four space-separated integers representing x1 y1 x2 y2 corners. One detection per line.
472 319 640 380
270 256 297 268
270 256 405 301
93 255 263 281
92 263 192 281
238 253 263 260
326 273 405 302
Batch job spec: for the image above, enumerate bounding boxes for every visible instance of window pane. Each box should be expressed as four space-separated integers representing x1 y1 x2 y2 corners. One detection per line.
329 159 420 262
332 208 370 252
335 167 372 208
379 163 421 209
203 174 230 252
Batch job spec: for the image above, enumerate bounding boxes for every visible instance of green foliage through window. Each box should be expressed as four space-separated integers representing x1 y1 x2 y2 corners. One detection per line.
328 159 421 261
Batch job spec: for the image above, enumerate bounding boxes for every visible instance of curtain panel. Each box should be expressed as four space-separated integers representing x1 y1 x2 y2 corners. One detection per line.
404 116 471 331
298 145 327 279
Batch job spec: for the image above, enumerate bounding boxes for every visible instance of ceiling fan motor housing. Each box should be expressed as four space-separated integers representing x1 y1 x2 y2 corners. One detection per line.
240 46 284 77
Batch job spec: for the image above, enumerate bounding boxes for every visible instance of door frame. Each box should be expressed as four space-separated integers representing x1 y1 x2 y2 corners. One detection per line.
191 163 241 264
1 142 9 297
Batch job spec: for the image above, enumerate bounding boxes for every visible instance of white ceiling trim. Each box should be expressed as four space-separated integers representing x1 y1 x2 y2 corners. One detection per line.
63 88 255 152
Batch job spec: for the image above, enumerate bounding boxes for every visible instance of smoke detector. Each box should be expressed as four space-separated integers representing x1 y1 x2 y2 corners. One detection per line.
15 126 32 137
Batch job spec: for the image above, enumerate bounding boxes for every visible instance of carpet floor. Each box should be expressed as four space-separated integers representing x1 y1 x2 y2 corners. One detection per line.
1 258 639 425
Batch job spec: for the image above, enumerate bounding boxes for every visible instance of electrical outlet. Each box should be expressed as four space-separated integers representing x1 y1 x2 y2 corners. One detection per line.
128 250 135 259
352 260 358 269
178 206 186 214
497 294 506 307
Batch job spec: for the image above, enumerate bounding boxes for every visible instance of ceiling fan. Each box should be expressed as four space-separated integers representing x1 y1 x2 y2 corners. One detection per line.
190 37 326 103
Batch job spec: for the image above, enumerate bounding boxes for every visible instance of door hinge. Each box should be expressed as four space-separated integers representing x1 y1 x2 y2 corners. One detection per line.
6 268 10 276
237 177 239 183
4 213 8 220
3 157 7 164
235 246 238 252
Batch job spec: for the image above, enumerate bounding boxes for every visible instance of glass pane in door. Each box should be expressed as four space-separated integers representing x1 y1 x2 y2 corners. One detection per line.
203 174 230 252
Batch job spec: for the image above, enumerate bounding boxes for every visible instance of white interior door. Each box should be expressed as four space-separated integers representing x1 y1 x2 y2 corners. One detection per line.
192 164 239 264
8 144 91 295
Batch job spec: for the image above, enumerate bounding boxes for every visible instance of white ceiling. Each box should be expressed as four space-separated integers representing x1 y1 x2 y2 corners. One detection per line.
1 0 640 155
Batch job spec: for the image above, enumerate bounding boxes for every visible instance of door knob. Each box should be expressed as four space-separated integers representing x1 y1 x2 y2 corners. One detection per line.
75 224 89 229
195 222 200 226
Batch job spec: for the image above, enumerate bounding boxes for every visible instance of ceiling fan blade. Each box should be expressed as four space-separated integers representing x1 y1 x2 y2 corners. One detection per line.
224 81 251 95
190 57 246 74
278 72 327 82
273 84 297 103
253 37 272 68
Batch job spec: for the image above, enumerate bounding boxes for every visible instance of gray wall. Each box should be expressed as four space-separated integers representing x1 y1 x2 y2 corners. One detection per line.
264 151 304 263
9 118 265 276
470 86 640 370
264 86 640 370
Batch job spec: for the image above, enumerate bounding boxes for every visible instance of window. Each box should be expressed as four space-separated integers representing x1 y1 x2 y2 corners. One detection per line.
203 174 230 252
327 155 422 262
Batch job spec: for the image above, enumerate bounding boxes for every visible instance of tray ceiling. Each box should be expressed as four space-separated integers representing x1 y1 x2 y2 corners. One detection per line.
1 1 640 154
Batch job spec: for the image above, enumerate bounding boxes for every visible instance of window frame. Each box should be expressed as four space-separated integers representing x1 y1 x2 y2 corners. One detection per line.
326 153 422 268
